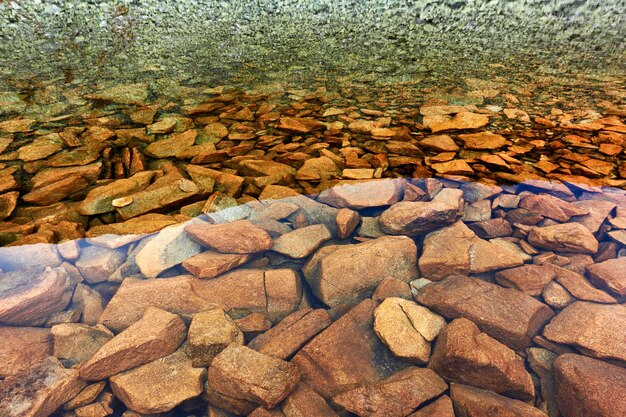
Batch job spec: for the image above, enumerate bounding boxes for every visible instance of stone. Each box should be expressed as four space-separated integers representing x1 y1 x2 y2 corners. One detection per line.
303 236 418 307
272 224 331 258
408 396 454 417
80 307 186 381
281 383 339 417
495 264 556 296
0 191 19 219
379 199 461 235
144 129 197 158
332 367 447 417
458 131 507 149
545 263 616 303
85 83 148 105
553 354 626 417
543 302 626 363
528 223 599 254
450 383 548 417
51 323 113 367
110 350 206 414
420 135 460 152
318 179 403 209
295 156 341 181
343 168 375 179
0 357 87 417
572 200 616 232
187 309 244 367
78 171 155 215
291 299 409 399
373 297 445 364
207 345 300 408
542 281 575 309
135 221 203 278
526 348 559 417
17 135 63 161
185 219 273 254
415 275 554 350
423 112 489 133
63 382 107 410
71 283 107 326
248 308 332 360
586 257 626 296
0 266 74 326
74 245 126 284
429 318 535 400
237 159 296 183
0 327 51 377
431 160 474 175
0 118 35 133
373 277 413 301
277 117 324 133
182 250 253 279
519 194 588 222
336 208 360 239
419 221 525 280
22 175 90 205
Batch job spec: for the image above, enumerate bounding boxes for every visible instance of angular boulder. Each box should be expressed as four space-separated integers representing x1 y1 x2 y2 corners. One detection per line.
187 309 244 367
450 383 548 417
185 219 273 254
528 223 598 254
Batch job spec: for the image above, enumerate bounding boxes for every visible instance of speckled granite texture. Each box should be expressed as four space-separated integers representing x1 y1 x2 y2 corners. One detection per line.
0 0 625 85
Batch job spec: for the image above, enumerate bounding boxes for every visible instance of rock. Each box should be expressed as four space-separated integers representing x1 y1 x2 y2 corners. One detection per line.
431 160 474 175
74 245 126 284
303 236 417 307
144 129 197 158
586 257 626 296
98 276 222 332
373 277 413 301
543 302 626 363
332 367 447 417
458 131 507 149
415 275 554 350
187 309 244 367
379 199 461 235
182 250 253 279
495 264 556 296
0 118 35 133
63 381 107 410
22 175 90 205
317 179 403 209
572 200 616 232
423 112 489 133
0 191 19 219
408 395 454 417
373 297 445 364
343 168 375 179
0 357 87 417
110 350 206 414
429 318 535 400
281 383 339 417
519 194 588 222
0 266 74 326
420 135 460 152
542 281 575 309
545 263 616 303
272 224 331 258
468 218 512 238
248 308 332 360
295 156 341 181
85 83 148 105
135 221 203 278
419 221 525 280
450 383 548 417
528 223 599 254
185 219 273 254
71 283 107 326
291 299 409 399
277 117 324 133
553 354 626 417
336 208 360 239
0 326 51 377
78 171 155 215
207 345 300 408
80 307 186 381
17 134 64 161
526 348 559 417
237 159 296 183
51 323 113 367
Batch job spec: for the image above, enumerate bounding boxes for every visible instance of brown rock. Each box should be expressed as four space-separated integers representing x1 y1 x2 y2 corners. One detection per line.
429 318 535 400
372 277 413 301
63 382 107 410
542 281 575 309
526 348 559 417
281 383 339 417
0 191 19 219
85 83 148 105
420 135 460 152
519 194 588 222
17 134 63 161
22 175 90 205
332 367 447 417
277 117 324 133
415 275 554 350
272 224 331 258
586 257 626 296
408 395 454 417
379 196 461 236
495 264 556 296
144 129 197 158
187 309 244 367
336 208 360 239
248 308 332 360
528 223 599 254
458 131 507 149
546 264 617 303
553 354 626 417
431 159 474 175
423 112 489 133
0 266 74 326
71 283 107 326
74 245 126 284
0 118 35 133
78 171 155 215
373 297 446 364
450 383 548 417
80 307 186 381
0 357 87 417
51 323 113 367
543 302 626 363
317 179 403 209
0 327 51 377
419 221 525 280
303 236 418 307
185 219 273 254
182 250 253 279
291 299 408 399
572 200 616 233
295 156 341 181
110 350 206 414
208 345 300 408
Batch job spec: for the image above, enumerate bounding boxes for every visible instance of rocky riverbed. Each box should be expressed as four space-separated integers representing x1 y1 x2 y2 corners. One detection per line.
0 77 625 417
